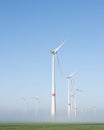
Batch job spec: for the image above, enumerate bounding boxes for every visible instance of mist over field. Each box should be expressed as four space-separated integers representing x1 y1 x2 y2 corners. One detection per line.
0 106 104 123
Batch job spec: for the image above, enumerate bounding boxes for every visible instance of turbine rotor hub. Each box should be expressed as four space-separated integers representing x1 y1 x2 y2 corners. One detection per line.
51 50 57 55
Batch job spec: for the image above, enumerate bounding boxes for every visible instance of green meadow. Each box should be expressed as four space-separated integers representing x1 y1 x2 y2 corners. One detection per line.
0 123 104 130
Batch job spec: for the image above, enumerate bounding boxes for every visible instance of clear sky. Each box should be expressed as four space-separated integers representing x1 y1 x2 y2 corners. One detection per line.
0 0 104 122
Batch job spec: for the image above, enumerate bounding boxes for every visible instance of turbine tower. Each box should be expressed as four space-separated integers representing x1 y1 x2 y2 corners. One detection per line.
67 72 76 117
34 96 39 116
73 85 77 118
29 96 39 116
47 41 65 117
22 98 29 113
72 80 82 118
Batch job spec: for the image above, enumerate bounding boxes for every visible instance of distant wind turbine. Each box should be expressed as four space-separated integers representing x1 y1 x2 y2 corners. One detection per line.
22 98 29 113
35 97 39 115
73 85 77 118
67 72 76 117
22 97 39 113
30 96 39 115
72 80 82 118
45 40 65 117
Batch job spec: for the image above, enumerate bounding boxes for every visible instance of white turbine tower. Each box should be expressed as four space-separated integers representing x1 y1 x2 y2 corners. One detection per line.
22 97 29 113
35 96 39 115
46 41 65 117
31 96 39 116
73 85 77 118
67 72 76 117
72 80 82 118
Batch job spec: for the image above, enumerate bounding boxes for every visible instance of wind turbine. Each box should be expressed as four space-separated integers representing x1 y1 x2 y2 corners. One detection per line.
22 97 29 113
35 97 39 116
22 97 39 112
73 85 77 118
72 80 82 118
46 41 65 117
67 72 76 117
30 96 39 115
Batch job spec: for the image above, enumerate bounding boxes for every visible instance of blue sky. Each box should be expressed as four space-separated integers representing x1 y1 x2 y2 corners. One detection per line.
0 0 104 122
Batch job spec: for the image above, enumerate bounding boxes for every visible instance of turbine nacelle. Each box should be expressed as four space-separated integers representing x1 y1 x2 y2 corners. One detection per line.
48 40 65 55
67 72 77 79
67 76 73 79
51 50 58 55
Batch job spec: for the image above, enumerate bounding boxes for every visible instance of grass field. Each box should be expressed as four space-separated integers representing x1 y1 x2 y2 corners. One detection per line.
0 123 104 130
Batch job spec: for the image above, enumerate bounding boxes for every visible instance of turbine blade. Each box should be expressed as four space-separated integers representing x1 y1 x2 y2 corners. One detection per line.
56 54 62 75
76 88 82 92
22 97 26 101
69 72 77 78
54 40 66 53
35 96 39 100
29 96 39 100
41 44 53 52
